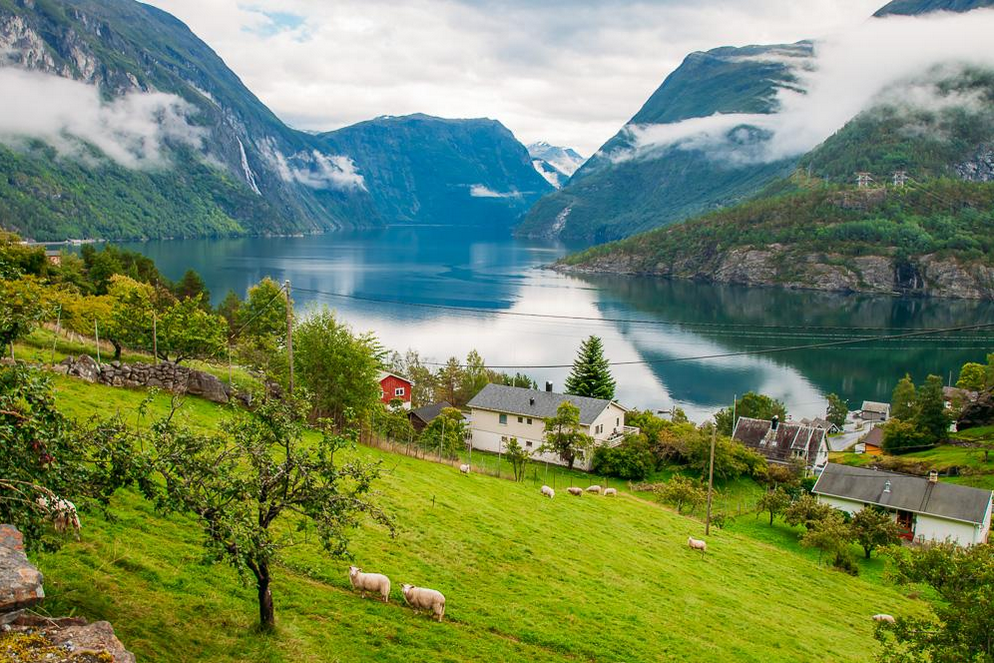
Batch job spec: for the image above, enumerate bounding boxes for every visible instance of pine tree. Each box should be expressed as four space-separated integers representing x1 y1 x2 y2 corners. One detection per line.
564 336 616 400
891 374 917 421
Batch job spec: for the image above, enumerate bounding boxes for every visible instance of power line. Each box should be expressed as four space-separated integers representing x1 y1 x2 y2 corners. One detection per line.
228 282 287 341
419 321 994 370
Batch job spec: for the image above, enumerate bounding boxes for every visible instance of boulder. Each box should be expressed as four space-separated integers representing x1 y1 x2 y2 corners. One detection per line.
957 391 994 432
66 354 101 382
185 370 230 404
0 524 44 613
7 614 137 663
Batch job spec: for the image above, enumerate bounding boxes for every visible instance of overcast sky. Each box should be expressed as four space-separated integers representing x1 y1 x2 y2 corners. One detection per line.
145 0 884 154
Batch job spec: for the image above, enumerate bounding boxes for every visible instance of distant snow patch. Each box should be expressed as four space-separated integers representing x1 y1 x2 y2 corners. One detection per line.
469 184 518 198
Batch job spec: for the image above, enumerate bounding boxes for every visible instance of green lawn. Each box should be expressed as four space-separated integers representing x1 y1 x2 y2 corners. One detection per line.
29 376 927 663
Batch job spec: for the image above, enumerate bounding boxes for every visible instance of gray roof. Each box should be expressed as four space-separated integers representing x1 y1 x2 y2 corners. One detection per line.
731 417 827 466
813 463 993 525
861 401 890 414
409 401 451 424
466 383 618 425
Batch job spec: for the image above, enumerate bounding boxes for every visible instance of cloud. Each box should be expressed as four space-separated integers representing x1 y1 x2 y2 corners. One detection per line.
0 68 204 168
469 184 519 198
145 0 883 154
261 141 366 190
618 9 994 166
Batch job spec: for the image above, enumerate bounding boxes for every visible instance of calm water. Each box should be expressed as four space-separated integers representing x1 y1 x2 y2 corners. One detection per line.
116 226 994 422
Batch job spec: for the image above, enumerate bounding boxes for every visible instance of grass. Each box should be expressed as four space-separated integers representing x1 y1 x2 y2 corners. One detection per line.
28 376 929 662
831 440 994 491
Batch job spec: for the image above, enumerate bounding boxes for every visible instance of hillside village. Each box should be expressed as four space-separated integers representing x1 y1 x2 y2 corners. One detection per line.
3 235 994 661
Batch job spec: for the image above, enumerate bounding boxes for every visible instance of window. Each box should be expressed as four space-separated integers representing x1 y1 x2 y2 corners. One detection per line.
379 390 384 399
616 418 620 427
527 418 532 425
525 440 533 448
499 414 507 425
517 416 523 423
394 387 405 397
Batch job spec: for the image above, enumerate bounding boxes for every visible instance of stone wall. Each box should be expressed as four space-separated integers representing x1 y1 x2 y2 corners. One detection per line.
55 355 233 404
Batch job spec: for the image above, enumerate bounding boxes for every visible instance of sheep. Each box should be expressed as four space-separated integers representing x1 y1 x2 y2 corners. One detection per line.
603 488 617 497
872 614 896 624
586 485 602 494
540 485 555 499
36 496 81 539
687 536 707 555
348 566 391 603
401 583 446 622
459 464 470 474
567 487 583 497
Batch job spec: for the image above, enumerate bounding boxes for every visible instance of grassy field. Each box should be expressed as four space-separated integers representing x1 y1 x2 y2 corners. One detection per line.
831 438 994 491
20 374 931 663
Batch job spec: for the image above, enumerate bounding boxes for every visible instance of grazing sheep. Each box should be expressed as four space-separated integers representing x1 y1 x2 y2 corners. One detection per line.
586 485 602 494
603 488 617 497
687 536 707 555
541 485 555 499
567 487 583 496
872 614 896 624
348 566 391 603
459 464 470 474
402 583 446 622
36 496 81 539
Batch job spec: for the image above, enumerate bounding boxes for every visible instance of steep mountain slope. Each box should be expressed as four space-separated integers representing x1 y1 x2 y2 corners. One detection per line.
516 43 810 242
874 0 994 15
317 114 553 226
0 0 549 240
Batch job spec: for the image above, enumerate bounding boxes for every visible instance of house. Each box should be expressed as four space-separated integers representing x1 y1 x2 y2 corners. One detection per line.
465 383 633 471
44 249 61 266
731 416 829 470
813 463 992 547
860 401 891 422
378 372 412 410
800 417 840 434
408 401 451 432
855 426 884 456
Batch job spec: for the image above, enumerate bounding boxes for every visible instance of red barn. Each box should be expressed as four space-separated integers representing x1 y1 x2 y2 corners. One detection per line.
378 371 412 410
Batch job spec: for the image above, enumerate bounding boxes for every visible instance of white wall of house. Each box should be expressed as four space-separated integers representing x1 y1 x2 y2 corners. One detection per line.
816 494 991 547
468 402 629 471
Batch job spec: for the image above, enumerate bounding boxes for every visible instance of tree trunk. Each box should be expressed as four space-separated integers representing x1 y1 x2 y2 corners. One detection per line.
254 562 275 631
864 546 872 559
111 340 122 360
769 511 775 526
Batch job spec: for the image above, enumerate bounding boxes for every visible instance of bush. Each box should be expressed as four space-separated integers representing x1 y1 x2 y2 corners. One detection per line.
591 434 655 480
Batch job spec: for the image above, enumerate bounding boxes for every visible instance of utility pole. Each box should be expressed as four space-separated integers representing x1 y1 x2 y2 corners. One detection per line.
705 425 717 536
892 170 908 188
94 320 101 364
152 312 158 364
856 172 873 189
51 304 62 364
285 279 294 395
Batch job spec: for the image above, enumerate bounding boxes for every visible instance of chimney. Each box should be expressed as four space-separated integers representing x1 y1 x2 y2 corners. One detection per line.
928 470 939 483
883 480 891 494
529 397 535 406
545 381 553 392
771 415 779 431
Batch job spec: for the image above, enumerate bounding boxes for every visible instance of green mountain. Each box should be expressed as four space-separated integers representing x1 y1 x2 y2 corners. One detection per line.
874 0 994 16
516 43 809 243
0 0 548 240
317 114 553 226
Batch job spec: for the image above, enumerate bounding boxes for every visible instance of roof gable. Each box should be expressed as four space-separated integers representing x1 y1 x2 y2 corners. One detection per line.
732 417 826 465
813 463 993 525
410 401 451 424
466 383 617 425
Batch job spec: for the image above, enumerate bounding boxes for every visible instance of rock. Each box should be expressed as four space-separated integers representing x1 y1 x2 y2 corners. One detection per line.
185 370 230 404
66 355 101 382
0 525 44 613
957 391 994 432
9 614 136 663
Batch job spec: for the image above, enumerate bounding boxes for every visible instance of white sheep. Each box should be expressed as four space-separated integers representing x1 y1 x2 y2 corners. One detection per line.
401 583 446 622
348 566 391 603
36 496 80 539
687 536 707 555
540 485 555 499
872 614 896 624
567 487 583 496
459 464 470 474
603 488 617 497
586 485 602 494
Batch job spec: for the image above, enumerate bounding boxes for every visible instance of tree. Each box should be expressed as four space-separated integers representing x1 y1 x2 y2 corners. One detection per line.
456 350 490 405
800 511 855 572
389 350 436 407
826 393 848 429
875 542 994 663
915 375 951 443
0 364 138 549
564 336 615 400
293 307 384 426
762 462 801 490
539 401 594 470
891 374 917 421
654 475 706 514
419 407 467 459
714 392 787 436
144 396 393 630
590 433 655 480
850 508 902 559
757 488 792 525
157 295 228 364
435 357 462 406
173 269 210 304
505 438 531 481
683 429 766 482
217 289 242 328
104 274 162 360
881 418 932 453
234 278 288 375
784 494 834 531
0 276 49 354
956 362 986 392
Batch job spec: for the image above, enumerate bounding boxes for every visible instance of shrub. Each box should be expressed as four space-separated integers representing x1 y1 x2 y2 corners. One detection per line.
591 434 655 480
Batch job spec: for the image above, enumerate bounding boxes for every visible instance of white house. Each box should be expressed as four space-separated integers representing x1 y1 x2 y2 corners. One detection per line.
860 401 891 422
731 417 829 471
465 383 633 471
813 463 992 547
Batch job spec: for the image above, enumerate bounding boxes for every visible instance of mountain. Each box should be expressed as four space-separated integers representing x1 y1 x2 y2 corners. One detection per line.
0 0 548 240
526 141 585 189
317 115 553 226
874 0 994 16
516 42 810 242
